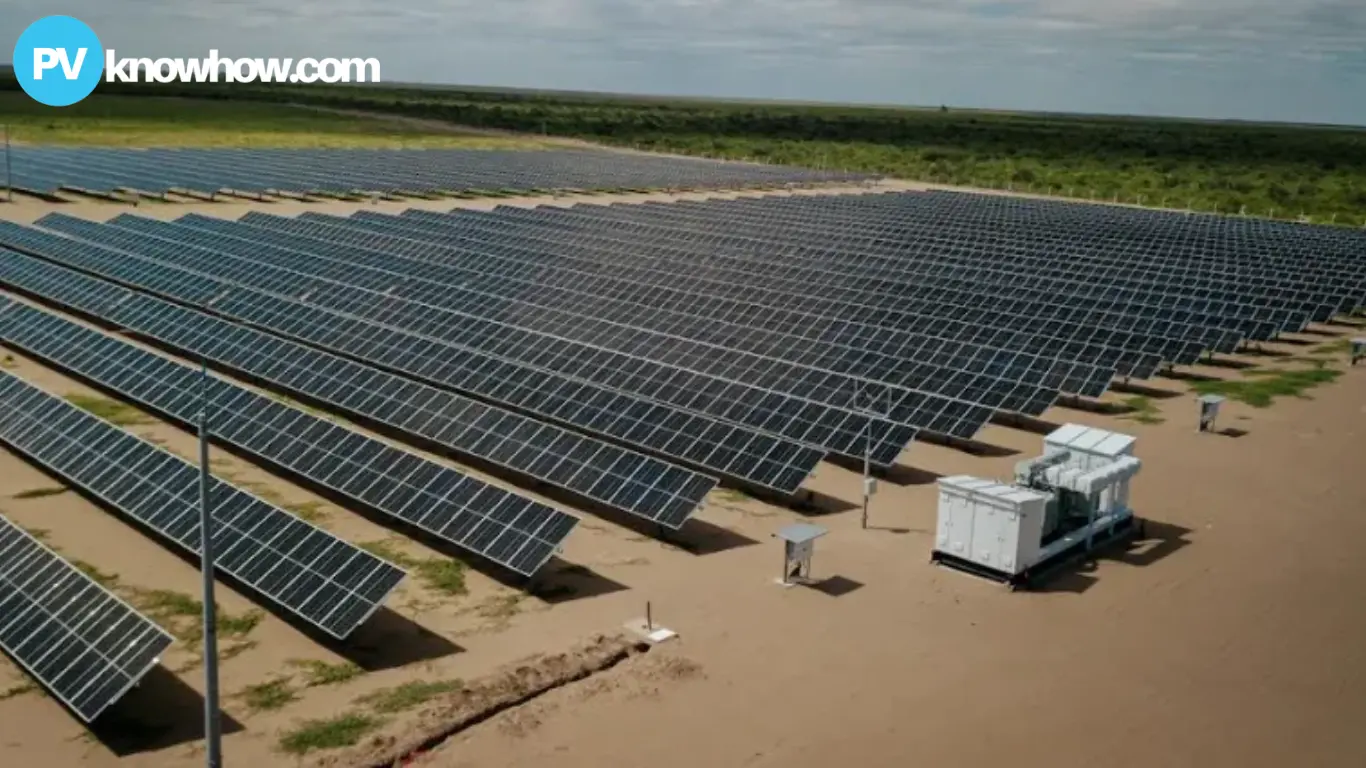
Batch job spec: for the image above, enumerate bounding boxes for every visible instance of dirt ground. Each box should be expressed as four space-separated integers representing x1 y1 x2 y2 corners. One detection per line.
1 187 1364 768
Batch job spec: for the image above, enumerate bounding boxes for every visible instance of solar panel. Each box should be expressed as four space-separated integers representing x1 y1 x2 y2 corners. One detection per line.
0 370 406 639
0 255 714 530
0 514 174 722
0 296 584 572
0 227 831 488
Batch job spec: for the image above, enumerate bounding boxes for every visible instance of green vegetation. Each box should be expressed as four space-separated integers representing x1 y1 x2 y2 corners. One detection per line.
18 526 50 541
360 539 467 596
219 609 266 637
7 77 1364 222
1119 395 1165 425
278 713 385 755
70 560 120 588
123 589 262 644
287 659 365 687
477 594 524 620
1 354 15 370
0 92 542 148
1310 338 1354 357
1193 367 1343 408
283 500 329 524
0 681 37 701
75 81 1366 226
63 394 153 426
11 486 68 500
710 488 751 504
241 679 298 713
357 679 463 714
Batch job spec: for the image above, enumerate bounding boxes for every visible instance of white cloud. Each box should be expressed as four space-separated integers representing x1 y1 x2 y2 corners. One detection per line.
1 0 1363 124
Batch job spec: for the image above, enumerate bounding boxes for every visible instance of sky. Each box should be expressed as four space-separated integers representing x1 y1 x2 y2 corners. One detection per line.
4 1 1365 126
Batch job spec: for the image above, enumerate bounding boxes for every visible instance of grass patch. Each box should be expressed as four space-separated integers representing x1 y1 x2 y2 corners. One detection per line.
139 589 202 619
1309 338 1353 357
477 595 523 621
360 539 467 596
220 640 259 662
219 609 266 638
413 559 468 596
126 589 263 644
1118 395 1165 425
240 679 298 713
18 526 50 542
278 713 385 755
710 488 751 504
63 394 153 426
283 500 329 524
356 679 463 714
1194 367 1343 408
70 560 121 588
12 486 69 500
0 681 37 701
287 659 365 688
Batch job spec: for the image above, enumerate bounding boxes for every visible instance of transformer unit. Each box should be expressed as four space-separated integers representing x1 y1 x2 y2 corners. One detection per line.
931 424 1143 589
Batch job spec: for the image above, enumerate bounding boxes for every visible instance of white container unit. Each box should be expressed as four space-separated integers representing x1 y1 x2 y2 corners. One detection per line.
1043 423 1135 471
934 476 1050 577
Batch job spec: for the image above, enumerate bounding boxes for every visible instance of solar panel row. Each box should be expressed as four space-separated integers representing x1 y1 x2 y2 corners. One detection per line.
0 514 174 722
0 251 715 530
0 296 582 574
0 370 406 639
0 227 828 490
6 147 868 197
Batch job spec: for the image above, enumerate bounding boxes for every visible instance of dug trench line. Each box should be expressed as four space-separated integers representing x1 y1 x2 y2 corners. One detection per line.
333 634 652 768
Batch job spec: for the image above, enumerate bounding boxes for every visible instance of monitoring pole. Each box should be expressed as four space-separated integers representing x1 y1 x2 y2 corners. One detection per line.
854 383 884 530
197 362 222 768
4 124 12 203
861 418 871 530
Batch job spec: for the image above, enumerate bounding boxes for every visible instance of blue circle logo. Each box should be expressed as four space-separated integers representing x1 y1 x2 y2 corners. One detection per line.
12 16 105 107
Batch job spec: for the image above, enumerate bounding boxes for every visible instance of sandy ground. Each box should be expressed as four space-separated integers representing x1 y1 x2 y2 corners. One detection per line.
0 179 920 224
0 187 1363 767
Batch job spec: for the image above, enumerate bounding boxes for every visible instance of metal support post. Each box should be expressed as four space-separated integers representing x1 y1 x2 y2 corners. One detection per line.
197 363 222 768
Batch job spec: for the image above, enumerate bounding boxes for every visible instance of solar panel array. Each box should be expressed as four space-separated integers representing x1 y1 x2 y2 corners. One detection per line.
36 212 927 459
0 297 583 575
0 254 714 530
0 513 174 722
2 187 1359 540
5 147 867 197
0 223 831 490
0 370 406 639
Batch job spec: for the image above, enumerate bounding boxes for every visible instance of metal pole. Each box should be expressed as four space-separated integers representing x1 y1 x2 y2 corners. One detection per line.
861 418 870 530
4 124 12 203
197 362 222 768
